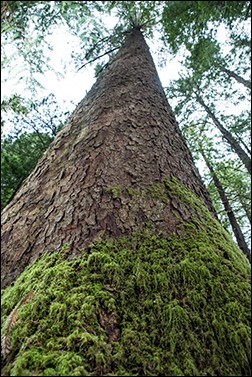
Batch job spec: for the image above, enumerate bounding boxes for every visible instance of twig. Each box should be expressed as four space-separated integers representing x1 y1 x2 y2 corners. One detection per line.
77 46 120 71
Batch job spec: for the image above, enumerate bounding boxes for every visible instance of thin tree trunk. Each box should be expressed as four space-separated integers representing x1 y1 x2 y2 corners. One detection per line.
196 94 251 174
202 151 251 261
239 195 252 224
239 137 251 155
221 67 251 89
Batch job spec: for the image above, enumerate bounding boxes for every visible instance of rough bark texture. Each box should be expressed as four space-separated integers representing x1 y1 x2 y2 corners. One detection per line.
1 28 216 288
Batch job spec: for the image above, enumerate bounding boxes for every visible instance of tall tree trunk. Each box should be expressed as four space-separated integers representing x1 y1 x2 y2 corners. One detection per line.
1 28 251 377
201 151 251 261
1 28 216 288
239 137 251 155
221 67 251 89
196 94 251 174
239 194 251 224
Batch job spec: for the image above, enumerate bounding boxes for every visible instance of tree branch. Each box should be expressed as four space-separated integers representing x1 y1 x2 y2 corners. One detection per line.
77 46 120 71
221 67 251 89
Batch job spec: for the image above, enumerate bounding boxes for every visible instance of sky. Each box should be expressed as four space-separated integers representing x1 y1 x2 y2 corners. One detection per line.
1 14 184 120
35 33 182 105
1 39 182 105
2 13 245 134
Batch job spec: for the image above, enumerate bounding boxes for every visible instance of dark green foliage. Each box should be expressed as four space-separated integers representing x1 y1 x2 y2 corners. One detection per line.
1 179 251 376
1 1 91 36
1 94 69 210
161 1 251 53
1 94 29 115
1 132 53 210
1 1 43 35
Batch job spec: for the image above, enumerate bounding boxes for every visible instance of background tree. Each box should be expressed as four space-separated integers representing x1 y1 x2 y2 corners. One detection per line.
1 94 69 209
206 159 251 237
162 1 251 248
182 123 251 258
161 1 251 54
1 132 53 210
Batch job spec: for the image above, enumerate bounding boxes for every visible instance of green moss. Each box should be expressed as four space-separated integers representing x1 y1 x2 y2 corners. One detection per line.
105 186 121 199
1 179 251 376
124 187 139 197
146 182 169 201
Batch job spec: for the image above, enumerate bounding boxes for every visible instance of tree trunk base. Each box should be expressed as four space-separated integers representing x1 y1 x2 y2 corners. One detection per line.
1 180 250 376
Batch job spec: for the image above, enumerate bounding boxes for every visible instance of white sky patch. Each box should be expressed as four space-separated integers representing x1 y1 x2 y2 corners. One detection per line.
1 12 181 102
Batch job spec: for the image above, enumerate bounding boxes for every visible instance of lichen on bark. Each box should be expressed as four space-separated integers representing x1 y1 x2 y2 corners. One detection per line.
1 179 250 376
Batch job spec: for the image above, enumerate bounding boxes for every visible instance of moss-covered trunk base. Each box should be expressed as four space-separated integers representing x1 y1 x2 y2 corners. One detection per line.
1 180 251 376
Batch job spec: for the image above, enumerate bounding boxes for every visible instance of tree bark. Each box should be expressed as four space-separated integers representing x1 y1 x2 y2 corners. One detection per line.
1 28 217 288
196 94 251 174
221 67 251 89
202 151 251 261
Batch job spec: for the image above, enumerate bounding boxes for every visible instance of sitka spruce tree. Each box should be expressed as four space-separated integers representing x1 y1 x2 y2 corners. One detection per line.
1 27 251 376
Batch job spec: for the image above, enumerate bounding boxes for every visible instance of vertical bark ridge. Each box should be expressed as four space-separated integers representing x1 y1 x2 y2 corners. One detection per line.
1 28 216 288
